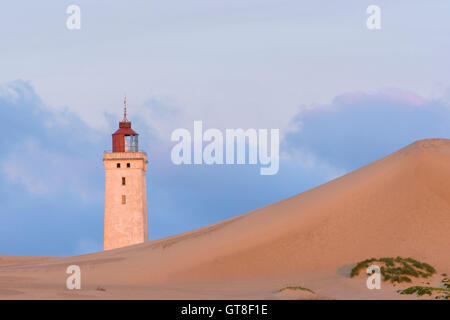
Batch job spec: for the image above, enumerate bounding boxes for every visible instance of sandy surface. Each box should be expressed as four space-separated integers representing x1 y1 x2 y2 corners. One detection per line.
1 139 449 299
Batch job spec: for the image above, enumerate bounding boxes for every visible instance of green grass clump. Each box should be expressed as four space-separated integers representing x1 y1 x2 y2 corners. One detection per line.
350 257 436 284
399 286 450 299
277 286 315 294
442 278 450 290
396 273 450 299
384 275 412 283
350 258 377 277
379 257 395 267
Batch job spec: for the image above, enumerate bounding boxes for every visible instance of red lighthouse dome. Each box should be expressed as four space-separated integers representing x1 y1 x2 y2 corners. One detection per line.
112 96 139 152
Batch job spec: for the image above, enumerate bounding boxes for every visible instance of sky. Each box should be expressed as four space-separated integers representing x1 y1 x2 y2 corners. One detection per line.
0 1 449 256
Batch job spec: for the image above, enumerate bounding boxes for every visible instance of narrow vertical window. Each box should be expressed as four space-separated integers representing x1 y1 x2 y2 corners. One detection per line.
127 163 131 168
117 163 121 168
122 177 126 185
121 195 126 204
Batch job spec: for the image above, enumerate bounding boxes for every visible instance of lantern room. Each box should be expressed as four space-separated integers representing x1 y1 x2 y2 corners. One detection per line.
112 97 139 152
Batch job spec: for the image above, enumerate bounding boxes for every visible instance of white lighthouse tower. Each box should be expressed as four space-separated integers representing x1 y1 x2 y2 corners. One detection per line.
103 97 148 250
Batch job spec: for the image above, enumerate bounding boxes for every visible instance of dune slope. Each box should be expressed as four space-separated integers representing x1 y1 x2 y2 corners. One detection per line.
1 139 449 299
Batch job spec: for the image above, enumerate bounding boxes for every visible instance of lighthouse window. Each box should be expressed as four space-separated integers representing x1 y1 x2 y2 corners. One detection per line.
127 163 131 168
122 177 126 185
122 195 126 204
124 135 138 152
117 163 121 168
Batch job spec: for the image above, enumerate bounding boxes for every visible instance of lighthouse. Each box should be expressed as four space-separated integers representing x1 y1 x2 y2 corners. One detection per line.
103 97 148 250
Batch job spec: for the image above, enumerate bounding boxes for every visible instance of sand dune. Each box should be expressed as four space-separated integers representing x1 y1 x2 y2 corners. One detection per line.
1 139 449 299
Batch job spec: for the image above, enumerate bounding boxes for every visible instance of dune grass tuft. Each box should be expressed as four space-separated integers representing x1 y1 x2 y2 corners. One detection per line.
277 286 314 294
398 286 450 299
350 257 436 284
442 277 450 290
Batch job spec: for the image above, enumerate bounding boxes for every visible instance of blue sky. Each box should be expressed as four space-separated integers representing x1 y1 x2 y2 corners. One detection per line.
0 1 449 256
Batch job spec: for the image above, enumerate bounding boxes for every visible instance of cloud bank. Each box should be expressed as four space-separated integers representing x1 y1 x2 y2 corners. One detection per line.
285 88 450 172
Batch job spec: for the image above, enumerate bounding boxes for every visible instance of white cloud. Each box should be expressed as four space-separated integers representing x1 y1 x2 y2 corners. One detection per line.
281 147 346 182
